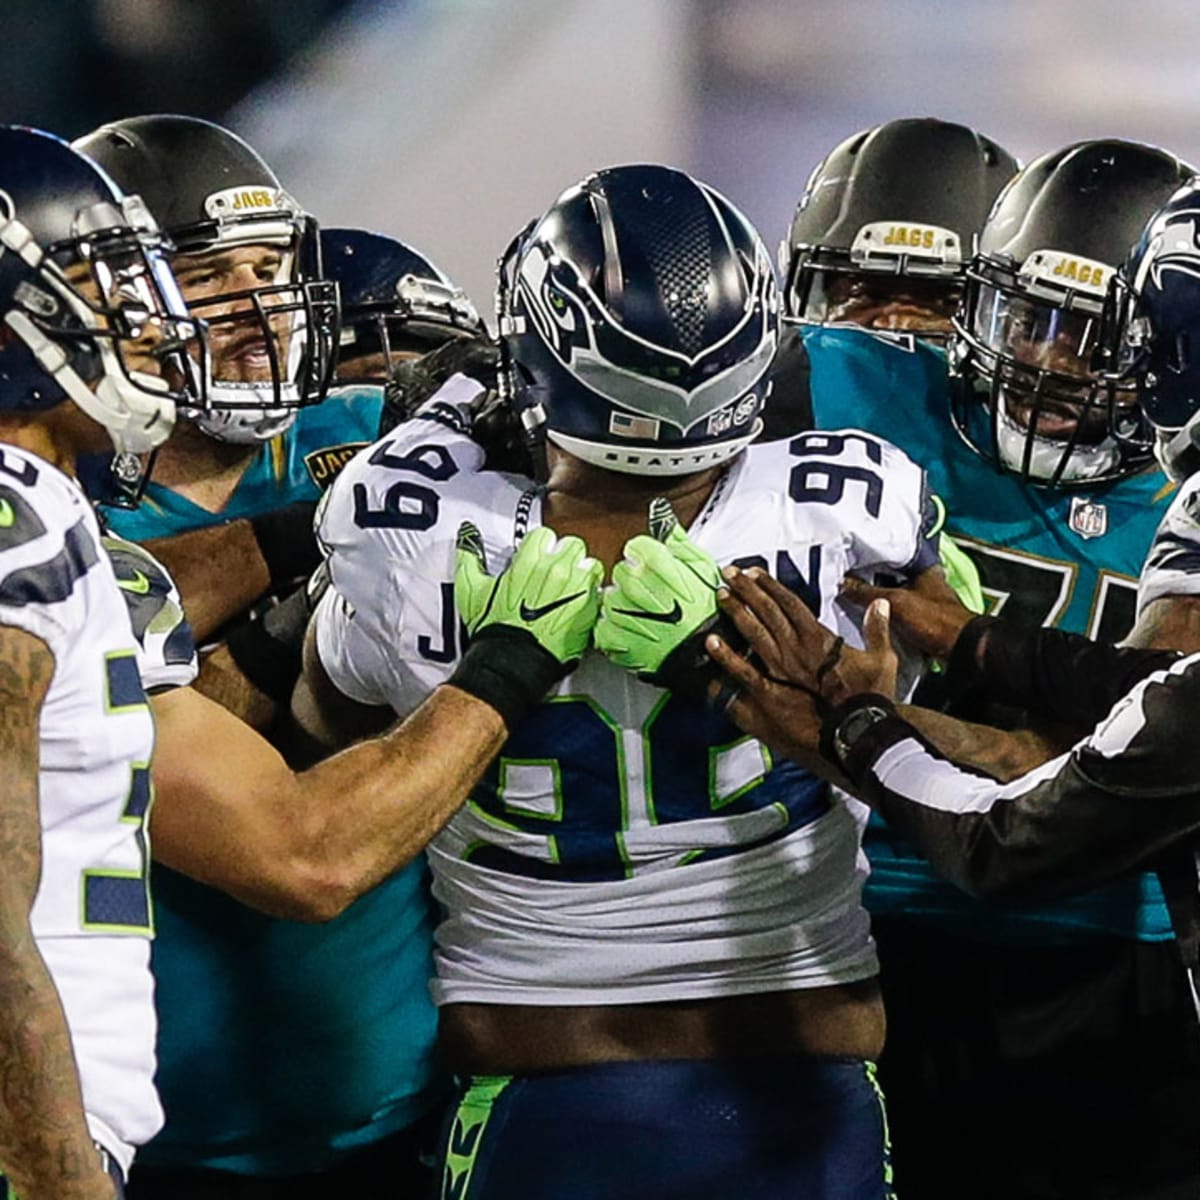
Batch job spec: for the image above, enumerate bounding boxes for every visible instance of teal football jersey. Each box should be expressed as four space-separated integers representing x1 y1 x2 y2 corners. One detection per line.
105 388 446 1174
804 323 1175 943
105 388 382 539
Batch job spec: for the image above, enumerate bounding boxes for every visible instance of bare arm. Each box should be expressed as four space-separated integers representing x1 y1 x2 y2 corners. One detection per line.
142 522 268 641
169 518 605 918
895 706 1061 783
149 680 505 922
0 626 114 1200
1123 593 1200 654
194 642 278 731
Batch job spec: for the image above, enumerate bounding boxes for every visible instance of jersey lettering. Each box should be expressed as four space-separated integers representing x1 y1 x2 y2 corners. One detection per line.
466 693 826 883
418 581 467 664
956 538 1139 641
731 547 823 615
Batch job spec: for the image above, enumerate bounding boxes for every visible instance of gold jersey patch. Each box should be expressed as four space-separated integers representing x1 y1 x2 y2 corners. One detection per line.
304 443 368 489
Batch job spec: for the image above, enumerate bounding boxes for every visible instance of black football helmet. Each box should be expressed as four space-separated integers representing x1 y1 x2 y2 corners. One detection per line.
1105 179 1200 482
950 139 1194 486
321 227 483 382
498 163 778 476
0 125 204 496
73 114 338 443
781 118 1017 338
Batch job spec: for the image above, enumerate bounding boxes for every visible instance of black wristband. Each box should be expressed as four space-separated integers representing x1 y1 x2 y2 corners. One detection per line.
448 626 568 730
248 501 321 593
224 584 312 705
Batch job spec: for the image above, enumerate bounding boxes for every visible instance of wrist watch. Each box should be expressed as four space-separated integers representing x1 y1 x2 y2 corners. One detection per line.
832 701 894 769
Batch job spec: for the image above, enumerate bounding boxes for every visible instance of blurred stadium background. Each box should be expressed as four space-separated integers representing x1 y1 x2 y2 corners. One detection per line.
7 0 1199 317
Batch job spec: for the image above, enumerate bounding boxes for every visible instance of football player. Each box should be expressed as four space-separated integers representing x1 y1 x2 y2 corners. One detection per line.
305 163 965 1198
762 117 1017 441
199 227 486 734
782 117 1018 341
68 120 462 1200
72 114 343 641
805 139 1200 1199
0 126 203 1199
1115 178 1200 657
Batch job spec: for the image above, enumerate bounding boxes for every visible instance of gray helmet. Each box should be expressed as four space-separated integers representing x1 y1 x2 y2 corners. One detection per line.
781 118 1018 336
950 138 1195 486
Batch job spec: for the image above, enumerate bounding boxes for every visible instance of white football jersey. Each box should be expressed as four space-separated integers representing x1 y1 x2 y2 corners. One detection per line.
315 377 938 1006
1138 471 1200 617
0 447 160 1172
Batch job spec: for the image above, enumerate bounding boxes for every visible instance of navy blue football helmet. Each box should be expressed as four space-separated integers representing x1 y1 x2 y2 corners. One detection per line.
498 164 778 475
0 126 203 468
1106 178 1200 481
74 115 338 444
321 227 483 382
950 139 1194 487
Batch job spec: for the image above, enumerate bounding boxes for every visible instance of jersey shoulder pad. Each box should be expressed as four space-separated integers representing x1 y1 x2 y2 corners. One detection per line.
101 534 197 691
408 373 491 443
0 449 100 613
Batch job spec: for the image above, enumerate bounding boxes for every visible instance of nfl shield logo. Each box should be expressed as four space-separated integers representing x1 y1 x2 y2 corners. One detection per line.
1069 497 1108 540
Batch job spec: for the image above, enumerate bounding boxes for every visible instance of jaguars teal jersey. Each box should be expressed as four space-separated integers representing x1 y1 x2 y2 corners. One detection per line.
101 387 383 538
804 322 1176 943
104 388 445 1175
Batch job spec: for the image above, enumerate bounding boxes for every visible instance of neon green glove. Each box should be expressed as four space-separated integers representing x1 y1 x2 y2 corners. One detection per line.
450 523 603 726
455 523 602 666
938 533 985 616
595 498 723 678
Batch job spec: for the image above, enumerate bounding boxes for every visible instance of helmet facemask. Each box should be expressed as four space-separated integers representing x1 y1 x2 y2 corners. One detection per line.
169 192 338 443
950 251 1151 486
781 220 965 343
1 194 206 499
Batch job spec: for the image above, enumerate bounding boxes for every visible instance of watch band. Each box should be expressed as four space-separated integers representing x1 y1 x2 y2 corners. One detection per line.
821 693 898 771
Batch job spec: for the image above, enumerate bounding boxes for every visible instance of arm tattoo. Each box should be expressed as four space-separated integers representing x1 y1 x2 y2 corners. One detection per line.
0 625 110 1198
899 704 1061 783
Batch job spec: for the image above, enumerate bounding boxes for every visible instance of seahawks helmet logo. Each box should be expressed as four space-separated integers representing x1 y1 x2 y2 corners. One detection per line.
1139 209 1200 290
